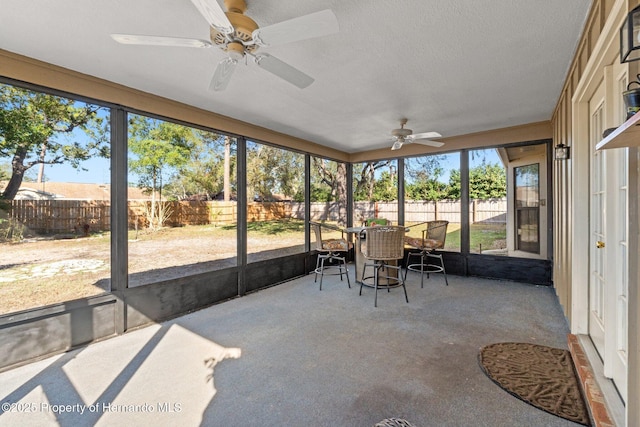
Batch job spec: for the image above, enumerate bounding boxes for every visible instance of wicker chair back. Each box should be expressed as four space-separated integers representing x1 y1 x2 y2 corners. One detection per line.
363 226 405 261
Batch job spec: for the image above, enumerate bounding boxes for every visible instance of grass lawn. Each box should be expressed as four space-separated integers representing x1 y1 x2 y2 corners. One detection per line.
444 223 507 253
0 219 507 314
404 222 506 253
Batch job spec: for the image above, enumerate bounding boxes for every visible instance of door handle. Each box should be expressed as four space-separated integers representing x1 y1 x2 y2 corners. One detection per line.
596 241 605 249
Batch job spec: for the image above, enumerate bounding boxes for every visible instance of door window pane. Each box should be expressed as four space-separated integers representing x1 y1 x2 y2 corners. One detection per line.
515 163 540 253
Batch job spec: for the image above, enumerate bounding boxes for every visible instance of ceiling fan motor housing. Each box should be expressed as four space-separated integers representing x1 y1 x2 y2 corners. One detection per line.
391 118 412 139
391 127 412 138
224 0 247 14
210 1 259 54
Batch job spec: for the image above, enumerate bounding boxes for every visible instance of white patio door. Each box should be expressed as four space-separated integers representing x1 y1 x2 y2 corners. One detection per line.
588 82 606 358
606 146 628 402
604 64 628 402
588 67 629 402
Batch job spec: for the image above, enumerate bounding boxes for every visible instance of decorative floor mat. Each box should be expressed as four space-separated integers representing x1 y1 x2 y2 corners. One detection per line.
478 342 590 426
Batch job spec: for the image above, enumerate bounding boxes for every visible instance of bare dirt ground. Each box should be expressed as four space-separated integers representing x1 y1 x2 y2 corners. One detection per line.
0 225 305 314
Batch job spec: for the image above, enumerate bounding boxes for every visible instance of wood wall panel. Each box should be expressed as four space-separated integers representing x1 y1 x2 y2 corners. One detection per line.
551 0 609 317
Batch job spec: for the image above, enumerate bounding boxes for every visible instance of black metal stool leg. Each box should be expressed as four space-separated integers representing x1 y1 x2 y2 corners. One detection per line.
342 256 351 288
401 267 409 303
314 255 321 283
319 255 327 290
421 251 428 288
438 254 449 286
374 262 379 307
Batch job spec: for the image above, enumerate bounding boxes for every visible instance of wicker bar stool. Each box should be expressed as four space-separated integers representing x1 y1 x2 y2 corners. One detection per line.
360 225 408 307
403 220 449 287
310 221 352 290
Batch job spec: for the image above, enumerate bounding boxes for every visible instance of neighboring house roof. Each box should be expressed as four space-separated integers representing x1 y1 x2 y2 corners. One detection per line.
0 181 154 200
253 193 293 202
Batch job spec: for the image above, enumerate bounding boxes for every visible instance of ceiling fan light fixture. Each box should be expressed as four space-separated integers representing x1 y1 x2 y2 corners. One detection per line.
391 139 403 151
226 41 245 60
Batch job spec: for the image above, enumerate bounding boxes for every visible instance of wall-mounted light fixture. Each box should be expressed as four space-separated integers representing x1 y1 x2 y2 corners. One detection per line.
554 143 570 160
620 5 640 63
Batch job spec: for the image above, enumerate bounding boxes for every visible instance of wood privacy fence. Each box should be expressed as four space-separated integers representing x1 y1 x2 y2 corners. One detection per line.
8 199 111 235
290 199 506 224
7 198 506 234
350 200 506 224
7 200 238 234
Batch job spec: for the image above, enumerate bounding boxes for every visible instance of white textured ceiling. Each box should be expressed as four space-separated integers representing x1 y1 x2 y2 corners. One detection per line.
0 0 591 153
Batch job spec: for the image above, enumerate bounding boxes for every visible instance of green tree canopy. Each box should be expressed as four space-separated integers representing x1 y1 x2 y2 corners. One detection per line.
128 115 196 198
405 155 447 201
372 170 397 201
0 84 108 200
353 160 393 202
246 142 304 201
163 132 236 200
446 162 506 199
405 178 447 201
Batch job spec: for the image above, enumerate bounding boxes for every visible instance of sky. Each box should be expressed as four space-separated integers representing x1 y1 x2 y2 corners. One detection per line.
0 83 501 187
5 148 501 186
1 125 501 189
399 148 501 184
38 158 111 184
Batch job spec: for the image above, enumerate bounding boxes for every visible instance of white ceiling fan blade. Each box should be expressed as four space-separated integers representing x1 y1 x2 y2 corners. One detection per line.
190 0 234 34
251 9 339 47
410 131 442 140
413 139 445 148
111 34 212 48
210 57 238 91
253 53 314 89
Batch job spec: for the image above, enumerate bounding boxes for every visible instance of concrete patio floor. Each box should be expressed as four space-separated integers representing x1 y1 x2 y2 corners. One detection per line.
0 270 584 426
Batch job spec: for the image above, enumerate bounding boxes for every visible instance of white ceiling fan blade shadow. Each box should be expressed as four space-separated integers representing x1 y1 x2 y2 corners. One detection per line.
253 53 314 89
210 57 238 91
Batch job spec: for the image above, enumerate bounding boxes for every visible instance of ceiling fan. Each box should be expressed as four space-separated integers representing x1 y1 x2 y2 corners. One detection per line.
110 0 339 91
389 119 443 151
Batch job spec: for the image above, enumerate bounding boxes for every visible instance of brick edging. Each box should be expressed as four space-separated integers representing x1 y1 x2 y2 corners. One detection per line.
567 334 616 427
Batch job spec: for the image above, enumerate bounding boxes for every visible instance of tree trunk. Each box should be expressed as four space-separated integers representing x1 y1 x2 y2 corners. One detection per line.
37 143 47 183
150 170 157 228
1 149 28 200
224 136 231 202
336 162 347 227
367 164 375 201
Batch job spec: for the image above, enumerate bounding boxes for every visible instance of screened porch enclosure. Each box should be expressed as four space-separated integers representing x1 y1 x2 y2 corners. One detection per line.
1 79 552 371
